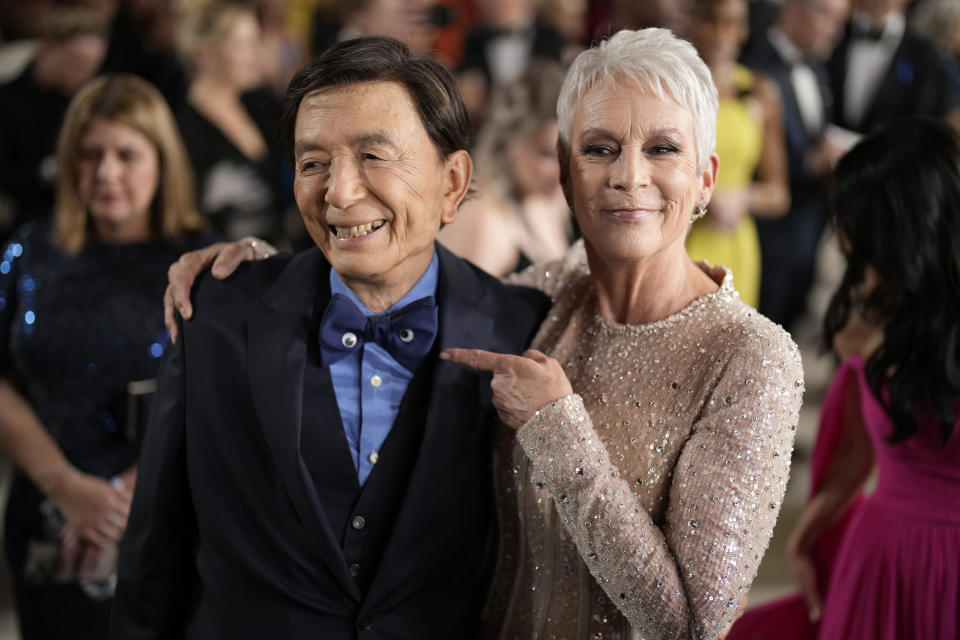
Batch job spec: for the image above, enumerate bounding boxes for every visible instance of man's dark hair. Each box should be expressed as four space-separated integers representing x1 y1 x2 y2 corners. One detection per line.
281 36 471 165
40 5 109 42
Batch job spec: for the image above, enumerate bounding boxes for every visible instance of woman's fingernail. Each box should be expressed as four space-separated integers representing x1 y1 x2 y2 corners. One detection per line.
439 351 450 361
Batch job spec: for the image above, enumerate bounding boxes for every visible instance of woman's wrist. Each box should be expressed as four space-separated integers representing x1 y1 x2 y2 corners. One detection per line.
786 524 816 559
37 462 76 501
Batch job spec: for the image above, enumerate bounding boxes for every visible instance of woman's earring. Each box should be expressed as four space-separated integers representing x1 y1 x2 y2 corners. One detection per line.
691 198 707 223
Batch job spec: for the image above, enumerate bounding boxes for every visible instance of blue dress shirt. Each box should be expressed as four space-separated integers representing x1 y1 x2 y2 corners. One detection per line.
328 249 439 485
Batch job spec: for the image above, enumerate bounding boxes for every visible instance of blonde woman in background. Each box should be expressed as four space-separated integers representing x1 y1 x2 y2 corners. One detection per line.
0 74 213 639
439 62 574 276
176 0 289 243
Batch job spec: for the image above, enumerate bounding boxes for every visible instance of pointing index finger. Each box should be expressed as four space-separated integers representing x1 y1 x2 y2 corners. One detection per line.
440 348 519 372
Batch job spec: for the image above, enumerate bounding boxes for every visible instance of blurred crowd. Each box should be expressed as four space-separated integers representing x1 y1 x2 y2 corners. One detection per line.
0 0 959 638
2 0 960 329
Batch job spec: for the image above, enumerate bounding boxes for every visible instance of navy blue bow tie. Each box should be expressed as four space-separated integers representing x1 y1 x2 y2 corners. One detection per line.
318 293 438 372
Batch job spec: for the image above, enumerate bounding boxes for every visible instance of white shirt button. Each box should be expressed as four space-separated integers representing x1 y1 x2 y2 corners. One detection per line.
341 332 357 348
370 375 382 388
368 452 379 464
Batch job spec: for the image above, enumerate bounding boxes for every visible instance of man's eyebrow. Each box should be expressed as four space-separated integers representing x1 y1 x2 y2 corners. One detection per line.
294 140 324 158
293 132 396 158
352 131 396 147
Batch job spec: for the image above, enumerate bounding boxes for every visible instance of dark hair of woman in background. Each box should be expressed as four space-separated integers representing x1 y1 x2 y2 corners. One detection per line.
824 116 960 445
786 116 960 640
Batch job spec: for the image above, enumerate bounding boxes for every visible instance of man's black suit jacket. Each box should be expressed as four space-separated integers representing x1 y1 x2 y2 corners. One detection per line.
111 244 550 639
830 26 960 134
742 33 831 213
741 32 833 326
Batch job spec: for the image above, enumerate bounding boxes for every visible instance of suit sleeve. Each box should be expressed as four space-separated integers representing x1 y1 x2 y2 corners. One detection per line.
111 316 198 639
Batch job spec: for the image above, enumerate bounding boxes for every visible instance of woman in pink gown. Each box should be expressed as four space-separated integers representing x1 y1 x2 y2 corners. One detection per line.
734 115 960 640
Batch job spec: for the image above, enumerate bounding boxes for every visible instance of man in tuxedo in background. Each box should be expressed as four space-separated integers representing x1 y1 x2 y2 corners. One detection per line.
830 0 960 134
0 5 108 243
111 36 549 639
741 0 849 330
604 0 692 35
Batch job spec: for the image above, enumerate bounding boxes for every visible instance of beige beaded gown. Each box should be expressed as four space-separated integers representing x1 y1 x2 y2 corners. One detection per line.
486 241 804 640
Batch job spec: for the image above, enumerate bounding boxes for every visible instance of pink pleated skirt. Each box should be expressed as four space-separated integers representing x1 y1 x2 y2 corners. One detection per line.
817 495 960 640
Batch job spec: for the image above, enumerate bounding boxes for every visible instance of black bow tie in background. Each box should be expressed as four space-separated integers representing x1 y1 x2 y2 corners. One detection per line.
853 23 887 42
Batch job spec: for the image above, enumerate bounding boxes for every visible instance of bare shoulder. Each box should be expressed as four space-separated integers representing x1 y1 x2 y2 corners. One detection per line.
751 70 783 115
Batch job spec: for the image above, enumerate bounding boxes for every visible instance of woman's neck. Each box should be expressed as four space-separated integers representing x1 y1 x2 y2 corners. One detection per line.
189 74 240 106
710 61 738 98
92 218 152 245
586 243 719 326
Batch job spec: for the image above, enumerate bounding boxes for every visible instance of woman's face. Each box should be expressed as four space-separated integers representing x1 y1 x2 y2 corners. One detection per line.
509 119 561 198
689 0 748 67
562 80 717 265
77 117 160 242
203 11 263 90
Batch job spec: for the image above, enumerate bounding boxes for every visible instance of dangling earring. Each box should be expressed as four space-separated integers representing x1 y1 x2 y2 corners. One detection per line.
691 198 707 223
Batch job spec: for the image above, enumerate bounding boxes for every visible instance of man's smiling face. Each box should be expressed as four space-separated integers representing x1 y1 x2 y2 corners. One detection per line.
293 80 461 294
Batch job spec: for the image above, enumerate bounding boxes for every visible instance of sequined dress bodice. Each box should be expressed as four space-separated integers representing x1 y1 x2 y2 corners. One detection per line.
489 242 804 640
0 220 211 476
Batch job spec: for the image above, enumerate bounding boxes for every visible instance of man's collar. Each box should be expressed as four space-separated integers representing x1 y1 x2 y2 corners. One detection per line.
329 247 440 316
852 10 905 41
768 26 803 65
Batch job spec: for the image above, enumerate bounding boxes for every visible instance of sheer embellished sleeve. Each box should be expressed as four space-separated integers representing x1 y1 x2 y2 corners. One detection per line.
514 324 803 639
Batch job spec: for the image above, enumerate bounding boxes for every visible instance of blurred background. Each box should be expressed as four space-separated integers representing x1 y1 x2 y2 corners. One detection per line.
2 0 958 636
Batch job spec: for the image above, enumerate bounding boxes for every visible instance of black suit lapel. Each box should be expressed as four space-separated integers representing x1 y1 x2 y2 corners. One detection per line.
829 29 853 128
859 36 909 131
774 51 809 152
365 245 498 603
300 359 361 544
246 249 362 600
814 63 833 129
421 244 497 460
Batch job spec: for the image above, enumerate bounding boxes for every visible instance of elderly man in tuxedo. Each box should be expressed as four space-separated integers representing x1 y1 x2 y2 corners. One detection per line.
740 0 849 329
110 36 549 639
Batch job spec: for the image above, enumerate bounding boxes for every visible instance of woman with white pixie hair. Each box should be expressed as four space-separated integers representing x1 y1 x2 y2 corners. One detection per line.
462 28 803 640
163 28 803 640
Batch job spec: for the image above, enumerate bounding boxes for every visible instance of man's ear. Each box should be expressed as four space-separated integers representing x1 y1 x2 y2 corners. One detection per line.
440 149 473 225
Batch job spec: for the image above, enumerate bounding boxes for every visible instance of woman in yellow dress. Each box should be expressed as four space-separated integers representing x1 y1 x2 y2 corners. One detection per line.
686 0 789 308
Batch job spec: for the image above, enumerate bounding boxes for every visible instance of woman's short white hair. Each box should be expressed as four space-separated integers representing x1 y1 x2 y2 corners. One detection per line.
557 28 719 172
